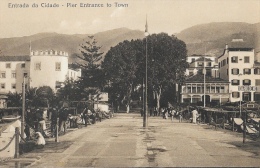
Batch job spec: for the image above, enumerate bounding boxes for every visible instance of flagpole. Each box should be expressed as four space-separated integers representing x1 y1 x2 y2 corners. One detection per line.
203 45 206 107
144 15 149 128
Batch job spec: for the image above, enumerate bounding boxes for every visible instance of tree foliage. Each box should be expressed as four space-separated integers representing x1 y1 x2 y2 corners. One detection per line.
76 36 104 98
102 40 143 112
102 33 188 110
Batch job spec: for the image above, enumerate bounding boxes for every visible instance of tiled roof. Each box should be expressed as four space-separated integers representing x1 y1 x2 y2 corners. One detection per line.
185 74 229 83
0 56 30 62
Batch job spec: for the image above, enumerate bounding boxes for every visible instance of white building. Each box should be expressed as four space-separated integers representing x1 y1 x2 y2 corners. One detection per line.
182 55 229 104
218 42 260 102
0 50 81 94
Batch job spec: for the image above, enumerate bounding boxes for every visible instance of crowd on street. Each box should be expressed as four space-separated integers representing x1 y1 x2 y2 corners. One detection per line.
141 106 200 124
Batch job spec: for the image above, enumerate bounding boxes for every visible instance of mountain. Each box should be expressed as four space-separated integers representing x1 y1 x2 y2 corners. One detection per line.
1 22 260 63
176 22 260 56
0 28 144 64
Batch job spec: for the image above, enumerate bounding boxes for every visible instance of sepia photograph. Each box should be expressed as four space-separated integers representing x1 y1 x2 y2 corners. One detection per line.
0 0 260 167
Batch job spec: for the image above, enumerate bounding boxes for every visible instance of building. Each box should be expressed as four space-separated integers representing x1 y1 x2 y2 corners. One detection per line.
181 53 229 104
218 42 260 102
0 50 81 94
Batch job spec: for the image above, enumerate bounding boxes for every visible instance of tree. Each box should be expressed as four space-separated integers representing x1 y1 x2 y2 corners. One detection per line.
56 78 82 101
141 33 188 109
102 40 143 113
7 92 22 107
76 36 104 99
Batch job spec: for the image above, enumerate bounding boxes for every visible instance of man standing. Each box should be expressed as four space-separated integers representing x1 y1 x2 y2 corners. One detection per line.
192 108 198 124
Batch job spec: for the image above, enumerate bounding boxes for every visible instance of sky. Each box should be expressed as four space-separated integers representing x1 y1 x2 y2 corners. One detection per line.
0 0 259 38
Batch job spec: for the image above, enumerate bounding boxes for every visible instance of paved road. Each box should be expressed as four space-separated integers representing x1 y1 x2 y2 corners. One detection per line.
2 113 260 167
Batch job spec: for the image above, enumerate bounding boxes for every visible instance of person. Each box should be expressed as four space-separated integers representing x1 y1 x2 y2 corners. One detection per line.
171 108 176 122
35 132 45 148
192 108 198 124
51 108 58 135
179 110 183 123
82 106 89 127
59 107 69 134
164 108 168 119
153 107 158 116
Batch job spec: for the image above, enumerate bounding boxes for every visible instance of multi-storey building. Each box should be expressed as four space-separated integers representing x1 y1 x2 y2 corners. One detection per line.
181 55 229 104
0 50 81 94
218 42 260 102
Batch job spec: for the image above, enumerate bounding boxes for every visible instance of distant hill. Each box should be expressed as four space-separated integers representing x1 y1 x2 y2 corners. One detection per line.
1 22 260 63
176 22 260 56
0 28 144 64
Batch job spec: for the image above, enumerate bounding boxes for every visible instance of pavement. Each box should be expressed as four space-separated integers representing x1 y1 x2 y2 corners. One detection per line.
1 113 260 167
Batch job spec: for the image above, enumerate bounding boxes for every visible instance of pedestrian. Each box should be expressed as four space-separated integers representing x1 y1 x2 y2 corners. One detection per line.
35 132 45 148
51 107 58 136
179 110 183 123
59 107 69 133
164 108 168 119
171 108 176 122
153 107 158 116
192 108 198 124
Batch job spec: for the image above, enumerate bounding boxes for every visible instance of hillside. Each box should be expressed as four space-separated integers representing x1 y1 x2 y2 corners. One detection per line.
176 22 259 56
0 28 144 64
1 22 260 63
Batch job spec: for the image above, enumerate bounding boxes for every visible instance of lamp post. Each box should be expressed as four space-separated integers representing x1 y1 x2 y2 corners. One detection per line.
143 17 149 128
21 75 27 139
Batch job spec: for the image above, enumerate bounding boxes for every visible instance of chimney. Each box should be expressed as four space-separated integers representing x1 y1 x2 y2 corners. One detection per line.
225 43 228 50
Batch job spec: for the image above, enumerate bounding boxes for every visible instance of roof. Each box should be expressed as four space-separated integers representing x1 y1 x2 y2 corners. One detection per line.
185 74 229 83
228 42 254 49
193 57 212 62
0 56 30 62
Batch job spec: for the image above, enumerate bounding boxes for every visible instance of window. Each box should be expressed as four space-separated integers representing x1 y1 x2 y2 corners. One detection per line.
55 81 63 88
21 63 25 68
255 79 260 86
243 79 251 85
231 79 240 85
244 56 250 63
218 62 220 68
24 73 28 77
35 62 41 70
227 58 229 64
231 68 239 75
11 84 16 89
232 92 240 98
6 63 11 68
198 62 203 67
231 56 238 63
12 72 16 78
254 68 260 75
223 60 226 66
1 72 6 78
243 68 251 75
207 62 211 67
1 83 5 89
191 58 195 62
227 69 229 75
55 62 61 71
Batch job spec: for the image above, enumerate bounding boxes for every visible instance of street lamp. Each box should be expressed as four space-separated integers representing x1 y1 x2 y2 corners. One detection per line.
21 75 27 139
143 17 149 128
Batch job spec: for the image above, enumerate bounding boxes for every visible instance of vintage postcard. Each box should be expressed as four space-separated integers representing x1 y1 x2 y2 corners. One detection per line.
0 0 260 167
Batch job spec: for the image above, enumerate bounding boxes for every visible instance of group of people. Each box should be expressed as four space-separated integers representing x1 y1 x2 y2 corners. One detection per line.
24 106 70 142
141 105 202 124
